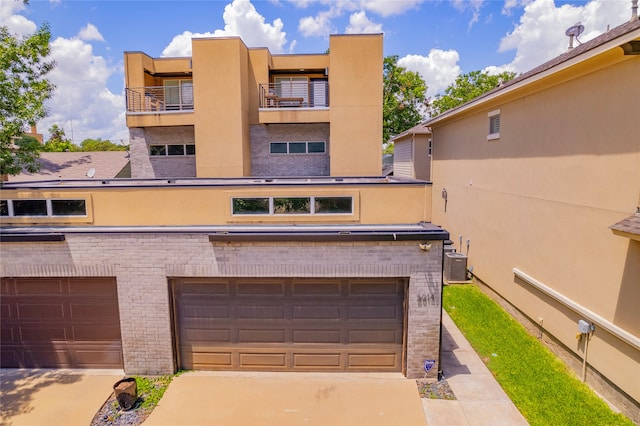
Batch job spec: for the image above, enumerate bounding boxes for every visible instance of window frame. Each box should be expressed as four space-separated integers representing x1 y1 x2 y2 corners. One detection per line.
1 199 88 217
269 141 326 155
487 109 501 141
149 144 196 157
231 195 353 216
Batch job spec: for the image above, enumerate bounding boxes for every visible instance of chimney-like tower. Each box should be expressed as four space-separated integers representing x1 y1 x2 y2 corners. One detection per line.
632 0 638 21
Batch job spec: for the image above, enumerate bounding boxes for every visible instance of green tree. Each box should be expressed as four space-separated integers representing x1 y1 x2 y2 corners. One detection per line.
383 55 428 145
42 124 78 152
80 138 128 151
0 23 55 176
431 70 517 115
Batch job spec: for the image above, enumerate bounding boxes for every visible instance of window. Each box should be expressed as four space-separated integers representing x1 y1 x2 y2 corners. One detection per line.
428 138 432 157
163 80 193 109
1 199 87 217
269 141 326 155
150 144 196 156
232 196 352 215
274 76 308 106
488 109 501 140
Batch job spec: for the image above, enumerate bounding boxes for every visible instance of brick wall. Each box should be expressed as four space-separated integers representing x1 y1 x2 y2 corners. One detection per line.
129 126 196 178
250 124 330 176
0 235 442 377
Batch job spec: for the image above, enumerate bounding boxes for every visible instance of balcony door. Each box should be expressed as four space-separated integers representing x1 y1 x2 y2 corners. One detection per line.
274 77 308 107
164 80 193 110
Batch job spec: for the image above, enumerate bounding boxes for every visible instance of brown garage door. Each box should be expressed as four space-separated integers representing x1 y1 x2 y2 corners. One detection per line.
1 277 123 369
172 278 406 372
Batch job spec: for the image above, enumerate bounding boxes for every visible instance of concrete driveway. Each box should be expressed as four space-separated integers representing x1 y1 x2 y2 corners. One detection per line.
0 369 123 426
144 371 427 426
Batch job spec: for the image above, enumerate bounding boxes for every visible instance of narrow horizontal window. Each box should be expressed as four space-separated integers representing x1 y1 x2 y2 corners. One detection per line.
308 142 326 153
13 200 47 216
274 197 310 214
150 144 195 156
289 142 306 154
167 144 185 156
270 143 287 154
232 196 353 216
232 198 270 215
315 197 353 214
150 145 166 156
51 200 86 216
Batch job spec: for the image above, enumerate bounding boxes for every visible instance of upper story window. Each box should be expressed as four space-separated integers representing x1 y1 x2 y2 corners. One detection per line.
1 199 87 217
274 76 308 106
428 138 433 157
488 109 501 140
150 144 196 156
232 196 352 216
163 80 193 110
270 141 326 155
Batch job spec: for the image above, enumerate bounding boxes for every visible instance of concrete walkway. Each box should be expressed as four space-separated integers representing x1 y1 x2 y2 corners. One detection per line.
0 369 123 426
422 312 529 426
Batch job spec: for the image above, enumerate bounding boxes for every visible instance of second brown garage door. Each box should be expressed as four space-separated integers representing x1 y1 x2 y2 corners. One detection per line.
172 277 406 372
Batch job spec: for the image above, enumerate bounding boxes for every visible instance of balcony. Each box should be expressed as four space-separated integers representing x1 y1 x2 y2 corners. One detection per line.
259 81 328 109
258 81 330 124
126 86 194 113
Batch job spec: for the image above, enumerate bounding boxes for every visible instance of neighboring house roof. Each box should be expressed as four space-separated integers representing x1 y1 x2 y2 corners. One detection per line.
609 211 640 241
8 152 131 182
426 18 640 125
390 123 431 143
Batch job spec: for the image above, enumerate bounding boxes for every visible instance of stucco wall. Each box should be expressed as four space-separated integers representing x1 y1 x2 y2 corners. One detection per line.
429 53 640 408
0 236 443 378
250 123 330 176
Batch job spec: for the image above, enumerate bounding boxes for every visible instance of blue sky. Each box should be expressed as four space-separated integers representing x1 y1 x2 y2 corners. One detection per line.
2 0 633 144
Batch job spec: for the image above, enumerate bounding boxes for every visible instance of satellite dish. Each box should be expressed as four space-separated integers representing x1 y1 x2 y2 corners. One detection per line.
86 168 96 178
565 23 584 50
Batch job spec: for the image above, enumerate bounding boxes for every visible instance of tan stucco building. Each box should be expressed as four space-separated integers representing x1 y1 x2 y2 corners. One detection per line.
424 18 640 421
1 34 448 381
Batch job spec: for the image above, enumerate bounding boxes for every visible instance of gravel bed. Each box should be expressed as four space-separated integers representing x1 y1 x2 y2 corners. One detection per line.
90 393 150 426
416 379 457 400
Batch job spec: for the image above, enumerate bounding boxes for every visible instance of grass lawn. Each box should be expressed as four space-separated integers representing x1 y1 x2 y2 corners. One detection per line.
443 284 633 426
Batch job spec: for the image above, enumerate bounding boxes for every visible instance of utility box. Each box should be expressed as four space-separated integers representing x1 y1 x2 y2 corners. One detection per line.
444 252 468 282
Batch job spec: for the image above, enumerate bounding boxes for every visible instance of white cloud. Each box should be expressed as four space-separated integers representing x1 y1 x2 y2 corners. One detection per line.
0 0 36 35
39 36 127 144
345 11 382 34
399 49 462 97
499 0 630 73
364 0 423 17
78 23 105 42
452 0 484 29
162 0 289 56
299 12 335 37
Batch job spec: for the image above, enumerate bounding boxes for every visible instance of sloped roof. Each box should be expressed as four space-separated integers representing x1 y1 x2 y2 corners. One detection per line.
427 18 640 124
8 151 131 182
609 212 640 241
390 123 431 142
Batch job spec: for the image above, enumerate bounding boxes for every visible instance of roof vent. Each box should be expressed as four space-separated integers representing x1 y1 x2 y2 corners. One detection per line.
632 0 638 21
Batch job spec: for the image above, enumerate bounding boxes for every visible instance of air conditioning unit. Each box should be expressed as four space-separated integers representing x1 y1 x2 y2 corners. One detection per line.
444 252 468 282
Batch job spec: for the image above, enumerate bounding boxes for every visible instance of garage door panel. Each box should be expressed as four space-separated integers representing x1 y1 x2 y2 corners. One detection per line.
0 277 123 369
293 353 341 368
182 303 230 319
180 282 230 295
190 351 233 368
19 325 67 342
17 303 65 319
239 352 287 367
236 305 285 319
70 302 119 320
238 329 286 343
13 279 65 295
348 329 399 344
292 282 341 295
348 353 398 368
348 282 400 295
293 329 341 343
73 325 122 341
293 305 340 319
349 305 399 319
184 328 231 342
237 282 285 296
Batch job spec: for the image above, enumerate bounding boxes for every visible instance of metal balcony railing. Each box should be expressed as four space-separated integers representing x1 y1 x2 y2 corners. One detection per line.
126 86 194 113
259 81 329 109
